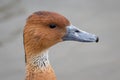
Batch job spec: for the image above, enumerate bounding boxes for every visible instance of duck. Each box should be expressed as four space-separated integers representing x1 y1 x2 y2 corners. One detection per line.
23 11 99 80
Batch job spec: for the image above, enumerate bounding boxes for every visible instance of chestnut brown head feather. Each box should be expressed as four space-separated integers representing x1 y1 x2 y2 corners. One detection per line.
27 11 70 27
24 11 70 59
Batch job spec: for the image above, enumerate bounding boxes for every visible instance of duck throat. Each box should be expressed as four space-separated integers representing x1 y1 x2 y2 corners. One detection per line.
26 50 56 80
31 50 50 70
26 50 51 71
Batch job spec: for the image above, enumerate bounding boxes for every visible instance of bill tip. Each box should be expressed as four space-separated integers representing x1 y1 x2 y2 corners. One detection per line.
96 37 99 43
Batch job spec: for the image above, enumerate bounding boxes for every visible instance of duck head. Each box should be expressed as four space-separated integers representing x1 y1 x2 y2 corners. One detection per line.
24 11 99 54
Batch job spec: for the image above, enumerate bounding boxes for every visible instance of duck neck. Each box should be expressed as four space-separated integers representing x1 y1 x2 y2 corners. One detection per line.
25 50 56 80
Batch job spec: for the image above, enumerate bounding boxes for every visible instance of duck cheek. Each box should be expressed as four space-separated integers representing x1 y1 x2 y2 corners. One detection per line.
33 34 41 41
42 37 60 48
33 32 45 42
55 34 64 42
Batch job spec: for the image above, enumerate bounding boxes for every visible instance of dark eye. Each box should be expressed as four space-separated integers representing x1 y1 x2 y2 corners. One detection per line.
49 24 56 29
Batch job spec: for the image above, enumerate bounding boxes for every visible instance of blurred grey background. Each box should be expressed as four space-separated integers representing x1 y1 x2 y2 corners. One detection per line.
0 0 120 80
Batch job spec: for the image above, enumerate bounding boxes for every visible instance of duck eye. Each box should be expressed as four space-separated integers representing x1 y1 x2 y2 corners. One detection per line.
49 24 56 28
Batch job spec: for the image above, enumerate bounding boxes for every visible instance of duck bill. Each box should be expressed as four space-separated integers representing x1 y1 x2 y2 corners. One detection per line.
62 25 99 42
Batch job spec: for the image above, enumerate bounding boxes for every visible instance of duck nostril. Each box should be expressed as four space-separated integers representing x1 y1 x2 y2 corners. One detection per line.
75 30 80 33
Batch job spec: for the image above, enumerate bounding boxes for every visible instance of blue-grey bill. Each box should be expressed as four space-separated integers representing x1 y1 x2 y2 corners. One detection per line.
62 25 99 43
